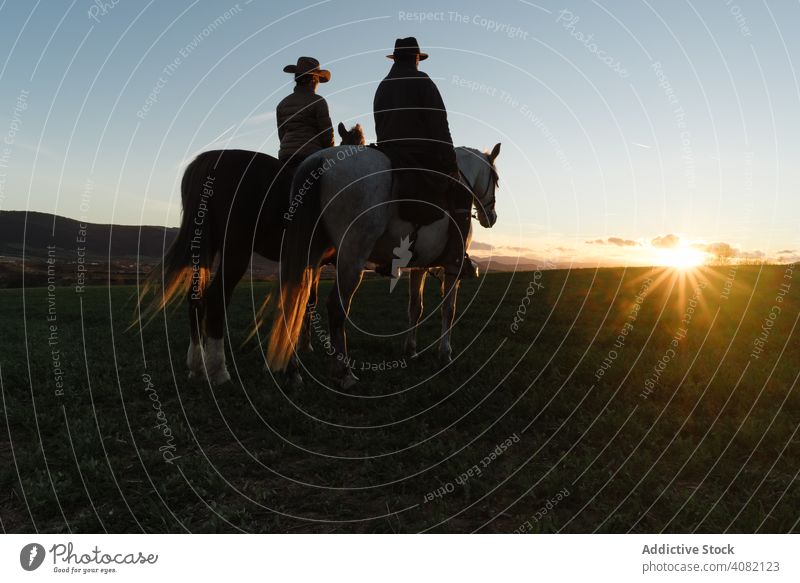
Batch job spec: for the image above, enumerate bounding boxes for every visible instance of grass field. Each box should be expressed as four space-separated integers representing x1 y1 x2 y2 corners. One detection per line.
0 265 798 533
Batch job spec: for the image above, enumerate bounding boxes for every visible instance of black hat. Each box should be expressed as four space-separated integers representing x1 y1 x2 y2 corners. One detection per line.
387 37 428 61
283 56 330 82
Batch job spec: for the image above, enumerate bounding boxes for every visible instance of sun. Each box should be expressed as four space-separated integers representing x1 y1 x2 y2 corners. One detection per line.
658 246 706 269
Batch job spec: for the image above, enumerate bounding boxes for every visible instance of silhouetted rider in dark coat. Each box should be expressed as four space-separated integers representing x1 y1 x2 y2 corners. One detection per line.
373 37 478 279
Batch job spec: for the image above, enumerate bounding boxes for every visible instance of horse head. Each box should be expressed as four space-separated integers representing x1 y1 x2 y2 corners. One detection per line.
459 143 500 228
337 122 366 146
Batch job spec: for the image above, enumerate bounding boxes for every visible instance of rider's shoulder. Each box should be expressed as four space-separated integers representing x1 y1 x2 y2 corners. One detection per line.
276 93 292 107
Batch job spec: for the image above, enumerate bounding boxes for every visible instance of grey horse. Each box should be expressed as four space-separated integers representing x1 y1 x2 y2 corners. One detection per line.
267 142 500 387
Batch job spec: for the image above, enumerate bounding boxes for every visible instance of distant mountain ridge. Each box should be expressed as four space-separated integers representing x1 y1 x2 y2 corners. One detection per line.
0 210 571 269
0 210 178 260
0 210 587 288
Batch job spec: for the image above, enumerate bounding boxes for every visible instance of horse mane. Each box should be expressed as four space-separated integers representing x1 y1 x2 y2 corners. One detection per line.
457 146 499 185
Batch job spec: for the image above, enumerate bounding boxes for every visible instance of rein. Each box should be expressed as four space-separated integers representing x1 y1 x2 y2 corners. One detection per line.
458 167 495 219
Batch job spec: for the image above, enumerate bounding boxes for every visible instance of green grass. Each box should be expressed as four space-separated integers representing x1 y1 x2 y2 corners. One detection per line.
0 265 798 533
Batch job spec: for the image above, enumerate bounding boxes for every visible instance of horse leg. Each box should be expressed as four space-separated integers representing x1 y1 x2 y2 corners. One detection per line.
202 251 249 385
187 287 205 380
404 270 427 359
326 264 362 389
438 273 461 367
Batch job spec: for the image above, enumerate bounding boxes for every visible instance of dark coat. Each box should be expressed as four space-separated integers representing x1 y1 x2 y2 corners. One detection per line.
276 85 334 162
373 61 458 223
374 62 457 170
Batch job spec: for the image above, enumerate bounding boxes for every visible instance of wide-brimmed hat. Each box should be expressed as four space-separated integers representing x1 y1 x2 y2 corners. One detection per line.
387 37 428 60
283 56 330 82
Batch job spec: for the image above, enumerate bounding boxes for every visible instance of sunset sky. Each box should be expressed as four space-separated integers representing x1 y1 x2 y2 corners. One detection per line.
0 0 797 267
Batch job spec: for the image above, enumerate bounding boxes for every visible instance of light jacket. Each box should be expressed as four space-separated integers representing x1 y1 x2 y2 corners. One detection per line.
276 85 334 162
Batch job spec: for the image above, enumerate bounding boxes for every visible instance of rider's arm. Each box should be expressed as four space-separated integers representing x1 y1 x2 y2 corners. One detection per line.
276 100 287 143
373 90 385 143
315 97 335 149
422 78 458 170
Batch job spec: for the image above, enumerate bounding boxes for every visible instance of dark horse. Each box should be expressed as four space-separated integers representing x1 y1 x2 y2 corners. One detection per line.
138 123 364 384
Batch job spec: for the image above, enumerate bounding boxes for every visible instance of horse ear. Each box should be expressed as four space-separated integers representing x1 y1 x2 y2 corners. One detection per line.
337 122 347 139
489 143 501 162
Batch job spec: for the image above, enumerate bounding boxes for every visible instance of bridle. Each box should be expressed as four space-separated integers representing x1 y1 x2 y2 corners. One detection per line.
458 160 497 220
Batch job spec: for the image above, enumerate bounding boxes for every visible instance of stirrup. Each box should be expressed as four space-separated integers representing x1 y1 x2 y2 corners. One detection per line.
445 256 479 279
374 263 393 278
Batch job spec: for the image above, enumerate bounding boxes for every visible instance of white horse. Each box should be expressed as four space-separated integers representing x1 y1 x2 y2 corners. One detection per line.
267 143 501 387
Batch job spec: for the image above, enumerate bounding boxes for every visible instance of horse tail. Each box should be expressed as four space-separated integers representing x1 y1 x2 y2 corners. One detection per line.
136 153 214 325
266 158 323 371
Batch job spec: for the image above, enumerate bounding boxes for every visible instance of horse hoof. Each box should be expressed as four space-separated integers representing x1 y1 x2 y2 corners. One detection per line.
288 371 304 389
338 370 359 390
189 370 206 383
209 368 232 385
340 375 358 390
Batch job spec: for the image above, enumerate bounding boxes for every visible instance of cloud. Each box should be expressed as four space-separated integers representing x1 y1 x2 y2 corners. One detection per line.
691 242 739 258
470 241 539 255
470 241 494 251
691 241 770 261
586 237 639 247
244 111 276 125
712 243 739 257
651 234 680 248
778 249 795 254
17 142 60 159
607 237 639 247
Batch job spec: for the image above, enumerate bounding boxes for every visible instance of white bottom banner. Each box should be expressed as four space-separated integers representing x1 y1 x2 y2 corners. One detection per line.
1 534 796 582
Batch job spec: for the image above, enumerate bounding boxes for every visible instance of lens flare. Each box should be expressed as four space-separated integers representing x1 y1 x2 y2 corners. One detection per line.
658 246 706 270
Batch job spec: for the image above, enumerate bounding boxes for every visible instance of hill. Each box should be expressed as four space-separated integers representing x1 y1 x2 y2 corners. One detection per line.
0 210 179 287
0 210 178 259
0 211 581 288
0 211 281 287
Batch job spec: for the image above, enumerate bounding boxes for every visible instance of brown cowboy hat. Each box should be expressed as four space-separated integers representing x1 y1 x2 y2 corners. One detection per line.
283 56 330 82
387 37 428 60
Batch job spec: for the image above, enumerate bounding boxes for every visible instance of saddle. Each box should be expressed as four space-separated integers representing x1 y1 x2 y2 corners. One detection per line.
370 143 448 226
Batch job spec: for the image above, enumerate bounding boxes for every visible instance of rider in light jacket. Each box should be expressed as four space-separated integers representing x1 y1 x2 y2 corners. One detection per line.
277 57 334 170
